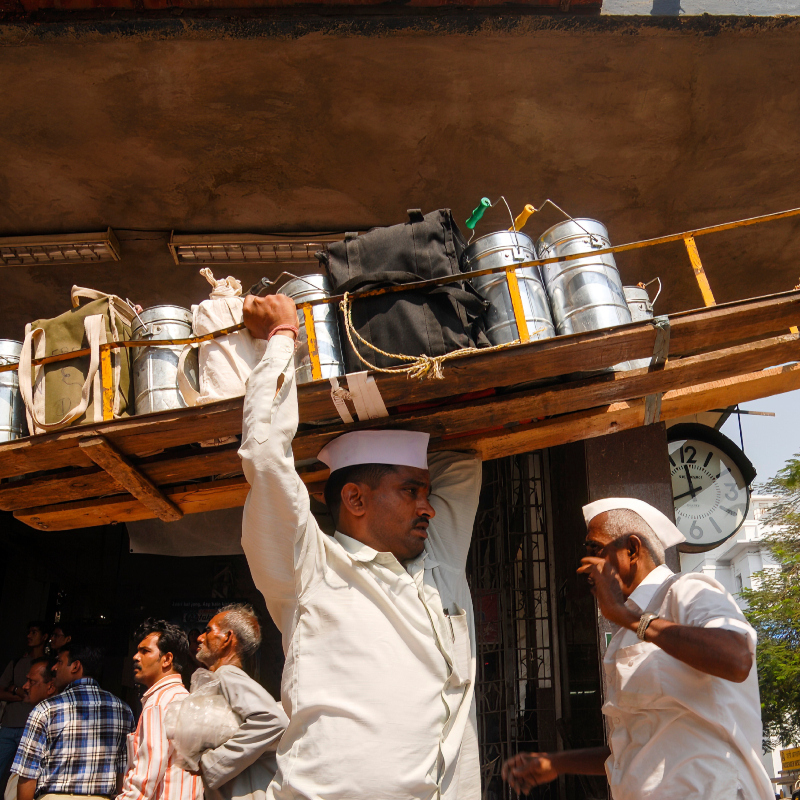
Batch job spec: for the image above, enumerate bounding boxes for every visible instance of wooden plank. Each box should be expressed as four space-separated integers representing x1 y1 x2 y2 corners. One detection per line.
288 332 800 462
16 467 331 532
2 290 799 483
0 446 243 511
18 477 249 531
0 397 244 480
440 361 800 461
5 330 798 511
17 361 800 532
79 437 184 522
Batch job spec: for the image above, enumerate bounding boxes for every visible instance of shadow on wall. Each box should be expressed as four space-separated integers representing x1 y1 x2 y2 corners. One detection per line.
651 0 683 13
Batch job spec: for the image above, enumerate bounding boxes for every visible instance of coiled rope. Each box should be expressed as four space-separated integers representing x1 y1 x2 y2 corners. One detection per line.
339 291 542 381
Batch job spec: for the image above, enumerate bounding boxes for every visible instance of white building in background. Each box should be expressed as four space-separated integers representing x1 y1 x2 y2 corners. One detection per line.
680 495 793 793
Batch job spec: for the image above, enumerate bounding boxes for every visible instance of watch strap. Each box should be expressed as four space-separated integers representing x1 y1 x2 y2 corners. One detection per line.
637 612 659 640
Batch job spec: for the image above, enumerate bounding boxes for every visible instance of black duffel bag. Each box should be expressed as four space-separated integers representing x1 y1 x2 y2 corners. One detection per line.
318 209 489 373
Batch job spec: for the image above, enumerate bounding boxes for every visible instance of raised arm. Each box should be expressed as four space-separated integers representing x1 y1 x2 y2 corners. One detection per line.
426 450 482 570
239 295 324 630
199 671 289 790
579 559 754 682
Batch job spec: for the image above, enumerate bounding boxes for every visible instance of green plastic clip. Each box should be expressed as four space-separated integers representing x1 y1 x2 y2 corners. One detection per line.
466 198 492 230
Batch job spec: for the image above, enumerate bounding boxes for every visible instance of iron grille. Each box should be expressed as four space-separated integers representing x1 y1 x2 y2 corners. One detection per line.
469 452 559 800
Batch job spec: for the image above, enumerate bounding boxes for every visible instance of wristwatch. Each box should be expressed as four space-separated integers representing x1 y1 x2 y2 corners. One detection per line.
636 612 659 641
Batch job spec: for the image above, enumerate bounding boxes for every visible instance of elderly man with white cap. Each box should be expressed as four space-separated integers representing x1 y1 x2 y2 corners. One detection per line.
239 294 482 800
502 497 772 800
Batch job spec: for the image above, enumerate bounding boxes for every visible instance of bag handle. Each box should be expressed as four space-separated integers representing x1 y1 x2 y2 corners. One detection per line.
177 344 200 407
71 286 137 327
19 315 105 432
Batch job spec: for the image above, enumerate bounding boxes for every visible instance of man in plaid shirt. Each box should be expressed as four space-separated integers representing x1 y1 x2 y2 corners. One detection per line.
11 639 135 800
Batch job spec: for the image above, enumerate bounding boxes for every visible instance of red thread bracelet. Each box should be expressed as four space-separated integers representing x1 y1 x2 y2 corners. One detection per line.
268 324 299 341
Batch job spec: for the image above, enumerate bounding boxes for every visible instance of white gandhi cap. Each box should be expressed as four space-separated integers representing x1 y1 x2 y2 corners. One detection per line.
582 497 686 549
317 430 430 473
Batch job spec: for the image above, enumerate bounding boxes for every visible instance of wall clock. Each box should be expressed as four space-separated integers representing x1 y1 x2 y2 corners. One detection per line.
667 423 757 553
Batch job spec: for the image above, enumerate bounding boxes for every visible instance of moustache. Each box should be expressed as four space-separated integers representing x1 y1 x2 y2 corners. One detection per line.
412 517 430 529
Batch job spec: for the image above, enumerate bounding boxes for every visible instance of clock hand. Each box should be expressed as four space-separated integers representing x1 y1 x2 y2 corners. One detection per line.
683 465 698 499
673 486 705 501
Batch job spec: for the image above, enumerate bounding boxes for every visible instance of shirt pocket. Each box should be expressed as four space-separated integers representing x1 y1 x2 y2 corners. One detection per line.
125 731 136 769
448 605 473 685
609 641 664 709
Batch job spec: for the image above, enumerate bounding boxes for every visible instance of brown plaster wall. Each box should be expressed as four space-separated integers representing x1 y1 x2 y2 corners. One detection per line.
1 16 799 339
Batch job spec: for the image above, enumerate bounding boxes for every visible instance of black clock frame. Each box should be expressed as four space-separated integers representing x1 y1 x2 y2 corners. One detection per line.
667 422 757 553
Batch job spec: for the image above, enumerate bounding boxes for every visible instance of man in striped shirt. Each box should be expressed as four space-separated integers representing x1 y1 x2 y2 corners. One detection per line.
118 621 202 800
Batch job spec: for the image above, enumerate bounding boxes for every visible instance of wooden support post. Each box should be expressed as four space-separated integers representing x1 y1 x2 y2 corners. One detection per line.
78 436 183 522
100 346 114 421
684 236 717 307
301 303 323 382
505 266 530 342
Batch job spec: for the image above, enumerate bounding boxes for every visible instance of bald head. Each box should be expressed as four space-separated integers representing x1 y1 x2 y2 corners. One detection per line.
590 509 666 566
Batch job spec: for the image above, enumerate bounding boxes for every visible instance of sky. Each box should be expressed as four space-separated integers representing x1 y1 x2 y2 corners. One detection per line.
719 389 800 489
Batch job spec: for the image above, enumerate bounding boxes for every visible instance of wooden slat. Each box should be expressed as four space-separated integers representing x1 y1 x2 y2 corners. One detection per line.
16 360 800 531
79 437 183 522
2 290 799 483
0 446 243 512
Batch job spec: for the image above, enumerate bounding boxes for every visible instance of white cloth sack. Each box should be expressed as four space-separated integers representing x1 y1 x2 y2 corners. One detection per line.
164 668 241 773
178 269 266 407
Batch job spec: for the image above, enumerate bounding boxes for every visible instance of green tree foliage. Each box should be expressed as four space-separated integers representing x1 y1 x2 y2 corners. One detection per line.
741 455 800 746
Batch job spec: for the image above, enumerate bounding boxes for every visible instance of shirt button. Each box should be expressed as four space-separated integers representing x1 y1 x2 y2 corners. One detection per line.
628 661 634 666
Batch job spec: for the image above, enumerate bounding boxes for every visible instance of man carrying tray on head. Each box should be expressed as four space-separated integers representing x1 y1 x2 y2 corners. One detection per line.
238 294 483 800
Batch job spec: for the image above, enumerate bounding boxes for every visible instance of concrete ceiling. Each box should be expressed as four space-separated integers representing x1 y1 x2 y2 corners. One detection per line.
1 14 799 340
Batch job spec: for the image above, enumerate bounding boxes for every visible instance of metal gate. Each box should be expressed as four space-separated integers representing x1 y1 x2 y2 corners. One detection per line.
468 452 561 800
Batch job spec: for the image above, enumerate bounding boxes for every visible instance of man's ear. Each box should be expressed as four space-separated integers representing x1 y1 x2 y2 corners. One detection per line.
70 659 83 677
162 651 174 671
340 482 368 518
627 534 643 562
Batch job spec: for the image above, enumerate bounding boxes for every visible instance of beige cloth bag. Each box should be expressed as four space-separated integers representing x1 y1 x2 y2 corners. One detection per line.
178 269 266 407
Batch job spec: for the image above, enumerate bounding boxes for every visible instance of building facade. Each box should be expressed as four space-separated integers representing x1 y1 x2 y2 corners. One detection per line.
680 495 797 793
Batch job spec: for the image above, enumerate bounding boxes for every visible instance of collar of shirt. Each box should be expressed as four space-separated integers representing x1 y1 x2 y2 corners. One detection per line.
66 677 99 691
334 531 428 572
625 564 675 614
142 673 184 700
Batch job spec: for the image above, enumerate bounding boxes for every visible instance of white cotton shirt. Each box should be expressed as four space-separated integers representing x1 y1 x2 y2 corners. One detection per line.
603 565 773 800
239 335 481 800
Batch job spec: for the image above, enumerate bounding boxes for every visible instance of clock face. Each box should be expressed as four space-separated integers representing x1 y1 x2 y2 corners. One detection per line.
668 437 750 548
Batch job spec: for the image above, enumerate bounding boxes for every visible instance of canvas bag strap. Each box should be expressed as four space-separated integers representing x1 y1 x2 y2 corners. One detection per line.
177 344 201 407
72 286 136 417
71 286 137 327
19 314 105 432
